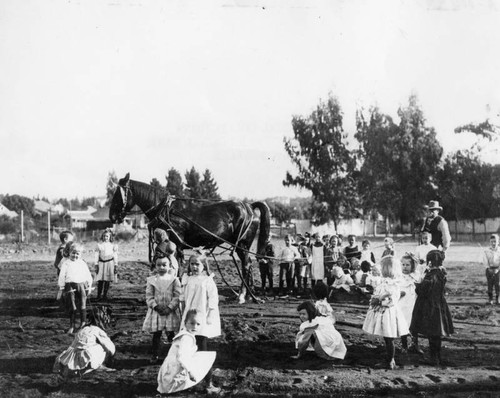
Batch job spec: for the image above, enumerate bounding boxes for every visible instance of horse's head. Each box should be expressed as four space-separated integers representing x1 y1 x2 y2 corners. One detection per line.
109 172 135 224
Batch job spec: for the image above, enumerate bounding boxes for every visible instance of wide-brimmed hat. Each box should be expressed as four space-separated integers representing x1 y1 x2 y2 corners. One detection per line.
426 200 443 211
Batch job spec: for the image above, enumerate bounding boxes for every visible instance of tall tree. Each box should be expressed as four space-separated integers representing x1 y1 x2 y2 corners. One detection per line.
150 178 163 190
184 167 202 199
105 171 118 206
2 194 35 217
283 94 358 229
355 95 443 226
200 169 221 200
165 168 184 197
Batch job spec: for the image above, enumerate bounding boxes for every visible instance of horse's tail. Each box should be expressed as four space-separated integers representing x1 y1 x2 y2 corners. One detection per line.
251 201 271 256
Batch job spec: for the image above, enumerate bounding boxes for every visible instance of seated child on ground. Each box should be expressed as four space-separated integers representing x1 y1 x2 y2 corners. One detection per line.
293 301 346 360
353 260 374 295
330 266 354 292
53 306 115 377
312 281 335 323
157 309 216 395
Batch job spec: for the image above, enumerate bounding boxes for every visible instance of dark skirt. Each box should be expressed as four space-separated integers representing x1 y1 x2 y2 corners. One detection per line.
409 268 454 337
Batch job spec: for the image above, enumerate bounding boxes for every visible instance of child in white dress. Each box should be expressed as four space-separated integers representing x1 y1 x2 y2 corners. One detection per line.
94 228 118 300
362 256 409 369
157 309 216 394
53 306 115 377
142 257 182 363
398 253 423 354
313 281 335 324
180 254 221 394
293 301 346 360
310 233 326 287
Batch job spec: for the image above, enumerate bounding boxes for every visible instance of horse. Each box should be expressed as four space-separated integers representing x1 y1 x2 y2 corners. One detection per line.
109 173 271 303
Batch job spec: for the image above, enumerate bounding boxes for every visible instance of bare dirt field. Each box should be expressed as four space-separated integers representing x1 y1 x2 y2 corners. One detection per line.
1 237 499 398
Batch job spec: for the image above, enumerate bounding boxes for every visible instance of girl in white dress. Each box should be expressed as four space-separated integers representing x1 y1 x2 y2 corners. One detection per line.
157 309 216 394
53 306 115 377
362 256 409 369
179 254 221 394
293 301 347 360
94 229 118 300
398 253 423 354
311 233 326 286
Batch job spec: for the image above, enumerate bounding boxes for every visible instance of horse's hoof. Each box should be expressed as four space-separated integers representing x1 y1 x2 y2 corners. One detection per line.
238 295 246 304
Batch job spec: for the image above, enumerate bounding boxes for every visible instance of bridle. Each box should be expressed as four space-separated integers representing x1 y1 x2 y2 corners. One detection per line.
117 182 131 222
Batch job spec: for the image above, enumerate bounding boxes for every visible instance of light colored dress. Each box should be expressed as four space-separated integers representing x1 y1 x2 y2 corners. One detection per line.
95 242 118 282
295 316 347 360
180 275 221 338
54 325 115 371
311 244 325 281
397 273 419 326
157 330 216 394
142 274 182 333
331 273 354 292
362 278 409 338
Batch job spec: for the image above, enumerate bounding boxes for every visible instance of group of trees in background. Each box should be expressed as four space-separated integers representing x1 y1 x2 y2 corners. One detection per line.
284 93 500 230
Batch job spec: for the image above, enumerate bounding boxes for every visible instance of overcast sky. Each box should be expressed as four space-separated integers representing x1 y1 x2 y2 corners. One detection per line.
1 0 499 202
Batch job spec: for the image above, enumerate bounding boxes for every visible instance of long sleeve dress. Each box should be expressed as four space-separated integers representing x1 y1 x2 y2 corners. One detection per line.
397 273 419 328
362 278 409 338
410 267 454 337
54 325 115 372
95 242 118 282
311 243 325 281
180 275 221 338
157 330 216 394
142 274 182 333
295 316 347 360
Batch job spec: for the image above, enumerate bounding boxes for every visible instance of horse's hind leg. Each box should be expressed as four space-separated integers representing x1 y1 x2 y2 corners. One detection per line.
235 248 259 304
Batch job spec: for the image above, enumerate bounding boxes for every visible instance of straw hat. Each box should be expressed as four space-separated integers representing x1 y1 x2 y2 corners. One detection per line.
426 200 443 211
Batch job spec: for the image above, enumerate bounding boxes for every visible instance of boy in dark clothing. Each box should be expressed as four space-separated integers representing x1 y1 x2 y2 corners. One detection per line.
54 230 74 276
258 239 276 295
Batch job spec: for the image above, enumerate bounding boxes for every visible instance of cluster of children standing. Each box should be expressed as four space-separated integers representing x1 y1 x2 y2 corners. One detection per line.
291 232 456 369
259 232 397 298
53 227 221 395
51 226 500 392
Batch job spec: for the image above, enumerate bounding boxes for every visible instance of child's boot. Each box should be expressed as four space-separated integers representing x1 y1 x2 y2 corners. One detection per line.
410 336 424 355
97 281 103 300
67 312 76 334
80 309 87 330
150 331 161 363
103 281 110 300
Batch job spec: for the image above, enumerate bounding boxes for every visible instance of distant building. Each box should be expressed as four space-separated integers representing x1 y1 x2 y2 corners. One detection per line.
64 207 96 229
34 200 51 216
269 196 291 206
50 203 66 215
0 203 17 219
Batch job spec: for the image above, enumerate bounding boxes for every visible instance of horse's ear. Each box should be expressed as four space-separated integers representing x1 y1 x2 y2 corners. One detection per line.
124 172 130 182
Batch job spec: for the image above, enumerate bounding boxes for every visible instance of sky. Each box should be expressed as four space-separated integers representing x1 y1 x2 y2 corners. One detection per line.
1 0 500 202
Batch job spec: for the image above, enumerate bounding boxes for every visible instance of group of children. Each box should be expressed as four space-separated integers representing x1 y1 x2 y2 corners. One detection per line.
54 228 118 333
53 227 221 395
293 246 455 370
259 232 401 298
51 226 500 393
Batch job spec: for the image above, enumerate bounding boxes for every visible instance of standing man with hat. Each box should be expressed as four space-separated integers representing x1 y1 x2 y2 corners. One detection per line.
422 201 451 253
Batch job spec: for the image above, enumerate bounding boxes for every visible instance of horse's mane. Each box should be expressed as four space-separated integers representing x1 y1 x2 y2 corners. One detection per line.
130 179 168 208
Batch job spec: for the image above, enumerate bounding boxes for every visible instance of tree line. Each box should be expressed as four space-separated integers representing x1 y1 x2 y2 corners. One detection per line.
284 93 500 231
